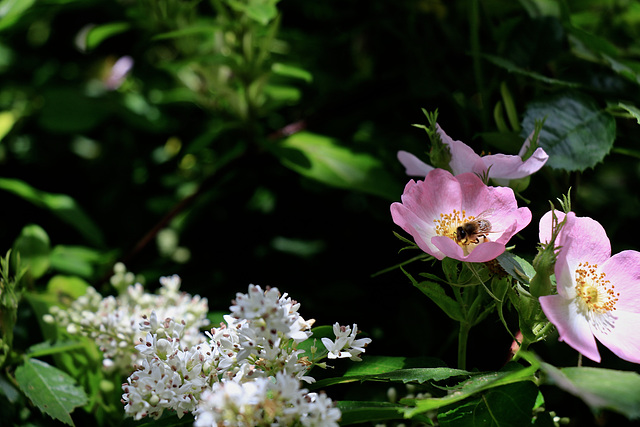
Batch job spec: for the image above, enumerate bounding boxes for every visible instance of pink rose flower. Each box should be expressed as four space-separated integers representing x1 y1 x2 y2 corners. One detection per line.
398 124 548 183
390 169 532 262
539 211 640 364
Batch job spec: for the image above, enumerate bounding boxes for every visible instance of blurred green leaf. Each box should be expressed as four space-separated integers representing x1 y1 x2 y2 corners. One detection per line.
437 381 539 427
0 0 36 31
50 245 103 278
520 92 616 171
15 358 88 426
273 131 401 199
0 110 16 141
271 62 313 83
84 22 131 51
47 275 90 301
0 177 105 247
38 87 110 133
12 224 50 279
540 362 640 419
152 25 221 41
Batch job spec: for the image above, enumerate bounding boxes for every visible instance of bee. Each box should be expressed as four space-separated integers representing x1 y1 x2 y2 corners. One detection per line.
456 213 493 245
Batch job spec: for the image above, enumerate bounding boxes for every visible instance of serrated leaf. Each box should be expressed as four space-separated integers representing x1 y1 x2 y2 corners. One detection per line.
617 101 640 125
14 358 88 426
540 362 640 419
273 131 401 199
0 177 105 247
437 381 539 427
520 92 616 171
405 363 538 417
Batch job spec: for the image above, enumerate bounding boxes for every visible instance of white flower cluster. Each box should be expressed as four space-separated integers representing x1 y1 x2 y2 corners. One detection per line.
44 265 209 374
122 284 370 425
194 372 341 427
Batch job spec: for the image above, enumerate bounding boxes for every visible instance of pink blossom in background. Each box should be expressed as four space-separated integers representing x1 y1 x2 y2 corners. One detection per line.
538 211 640 364
398 124 548 183
390 168 531 262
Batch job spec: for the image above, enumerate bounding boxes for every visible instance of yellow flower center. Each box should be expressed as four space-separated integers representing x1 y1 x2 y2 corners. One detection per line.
433 209 485 255
574 262 618 314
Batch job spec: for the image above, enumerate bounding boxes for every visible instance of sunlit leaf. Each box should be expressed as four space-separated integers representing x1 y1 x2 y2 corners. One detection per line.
14 358 88 426
84 22 131 51
520 92 615 171
273 131 401 199
0 177 105 247
496 251 535 284
540 362 640 419
437 381 539 427
47 275 90 302
0 0 36 31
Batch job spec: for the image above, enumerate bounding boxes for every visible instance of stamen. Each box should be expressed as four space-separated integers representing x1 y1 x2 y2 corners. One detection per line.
433 209 474 239
574 261 619 333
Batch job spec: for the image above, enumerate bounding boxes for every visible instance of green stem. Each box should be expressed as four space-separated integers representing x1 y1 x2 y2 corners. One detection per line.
458 322 471 370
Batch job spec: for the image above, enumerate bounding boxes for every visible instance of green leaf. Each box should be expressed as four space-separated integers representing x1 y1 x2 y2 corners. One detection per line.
520 92 616 171
152 25 221 41
273 131 401 199
413 280 464 322
12 224 51 279
437 381 539 427
0 177 105 247
14 358 88 426
0 0 36 31
482 54 580 88
298 325 334 360
617 101 640 125
38 87 110 133
540 362 640 419
405 362 538 417
338 400 433 426
271 62 313 83
47 275 91 301
49 245 103 278
496 252 536 284
84 22 131 51
0 110 17 141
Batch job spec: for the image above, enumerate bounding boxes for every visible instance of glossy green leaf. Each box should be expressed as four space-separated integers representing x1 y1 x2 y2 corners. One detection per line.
520 92 616 171
437 381 539 427
338 401 432 426
12 224 50 279
617 102 640 125
273 131 401 199
14 358 88 426
84 22 131 51
540 362 640 419
496 251 536 284
0 177 105 247
405 363 538 417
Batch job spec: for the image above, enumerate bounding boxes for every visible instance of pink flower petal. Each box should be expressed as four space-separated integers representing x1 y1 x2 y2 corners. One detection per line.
538 210 566 245
431 235 506 262
391 201 443 259
397 150 434 177
436 125 486 176
600 250 640 313
539 294 601 362
593 310 640 364
481 148 549 180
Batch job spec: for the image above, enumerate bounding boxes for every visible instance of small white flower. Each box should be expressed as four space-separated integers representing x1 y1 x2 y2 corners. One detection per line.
322 323 372 361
